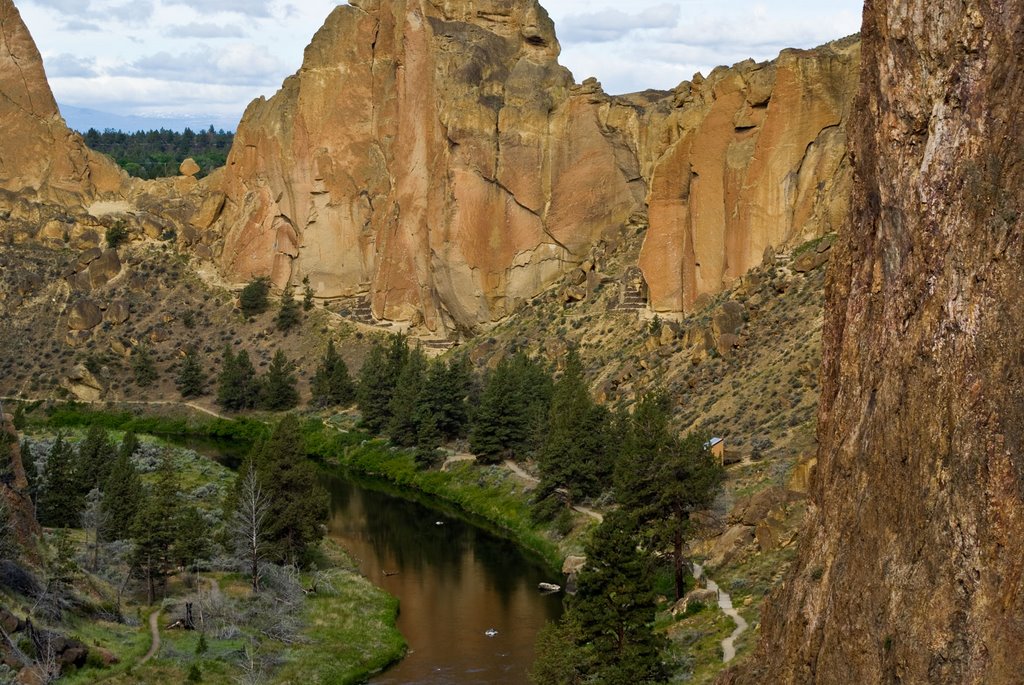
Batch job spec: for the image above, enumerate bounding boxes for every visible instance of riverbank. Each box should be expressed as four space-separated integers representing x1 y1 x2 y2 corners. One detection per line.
21 401 595 577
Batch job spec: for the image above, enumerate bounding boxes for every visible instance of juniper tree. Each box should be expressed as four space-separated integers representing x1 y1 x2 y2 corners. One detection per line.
302 275 315 311
356 334 408 433
239 276 271 317
132 344 157 388
217 345 259 411
38 434 82 528
176 345 208 398
260 349 299 411
74 425 116 494
570 510 666 684
132 452 183 604
101 435 143 541
538 350 614 505
310 340 355 408
388 346 428 446
276 283 301 332
247 416 327 566
470 353 553 463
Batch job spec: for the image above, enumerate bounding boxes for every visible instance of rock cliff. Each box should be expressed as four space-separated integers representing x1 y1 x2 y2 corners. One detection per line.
215 0 860 332
728 0 1024 682
0 0 124 202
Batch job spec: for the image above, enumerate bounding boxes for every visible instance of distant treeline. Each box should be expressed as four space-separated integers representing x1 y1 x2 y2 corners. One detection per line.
80 126 234 180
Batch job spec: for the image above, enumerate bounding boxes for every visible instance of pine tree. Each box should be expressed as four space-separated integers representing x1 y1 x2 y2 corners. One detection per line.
132 452 183 604
470 353 553 463
217 345 258 411
38 434 83 528
133 344 158 388
388 346 427 446
416 355 472 442
302 275 315 311
22 439 38 516
570 510 666 684
101 435 143 541
356 335 408 433
310 340 355 408
615 392 724 599
276 283 301 332
176 345 208 398
173 506 210 572
74 425 116 494
239 276 271 317
248 416 328 565
260 350 299 411
538 350 614 505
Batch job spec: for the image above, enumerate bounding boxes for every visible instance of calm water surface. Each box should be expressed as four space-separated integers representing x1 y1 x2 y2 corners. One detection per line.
321 472 564 684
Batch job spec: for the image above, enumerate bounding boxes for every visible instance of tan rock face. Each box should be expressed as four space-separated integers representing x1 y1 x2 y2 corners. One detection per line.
640 42 860 314
730 2 1024 683
216 1 859 331
216 0 645 332
0 0 125 201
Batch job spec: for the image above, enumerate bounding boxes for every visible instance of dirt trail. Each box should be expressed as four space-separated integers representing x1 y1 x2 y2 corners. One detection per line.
0 396 232 421
441 453 476 471
139 609 161 664
693 563 748 663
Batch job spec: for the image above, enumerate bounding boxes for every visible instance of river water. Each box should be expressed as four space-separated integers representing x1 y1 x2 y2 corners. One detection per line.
169 434 564 683
321 471 564 684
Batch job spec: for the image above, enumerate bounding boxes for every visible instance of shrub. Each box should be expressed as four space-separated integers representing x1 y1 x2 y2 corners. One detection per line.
105 222 129 249
239 277 272 317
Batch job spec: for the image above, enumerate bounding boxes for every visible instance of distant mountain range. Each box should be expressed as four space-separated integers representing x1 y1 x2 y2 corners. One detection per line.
59 104 238 133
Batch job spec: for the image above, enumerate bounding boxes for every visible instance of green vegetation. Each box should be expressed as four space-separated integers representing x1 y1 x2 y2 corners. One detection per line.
82 126 233 179
276 283 301 332
132 344 158 387
216 345 259 411
260 350 299 411
176 345 208 399
310 339 356 408
239 276 272 317
470 352 552 464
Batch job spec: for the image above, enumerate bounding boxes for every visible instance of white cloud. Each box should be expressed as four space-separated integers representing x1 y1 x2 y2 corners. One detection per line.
164 22 247 38
559 4 681 43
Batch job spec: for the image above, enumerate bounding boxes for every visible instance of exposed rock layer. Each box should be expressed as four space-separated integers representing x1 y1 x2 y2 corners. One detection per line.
730 0 1024 682
216 0 860 331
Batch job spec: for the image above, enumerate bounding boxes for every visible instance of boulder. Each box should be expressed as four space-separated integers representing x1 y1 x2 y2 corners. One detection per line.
64 364 103 401
104 300 130 325
562 556 587 575
705 524 756 569
728 486 790 527
179 158 201 177
671 587 719 615
793 249 830 273
788 456 818 494
67 299 102 330
77 247 103 266
88 248 121 288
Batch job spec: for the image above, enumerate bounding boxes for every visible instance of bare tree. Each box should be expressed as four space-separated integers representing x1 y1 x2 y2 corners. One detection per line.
231 464 270 593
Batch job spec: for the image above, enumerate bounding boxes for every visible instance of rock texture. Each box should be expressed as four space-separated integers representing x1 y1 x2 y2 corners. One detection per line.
0 0 124 201
215 0 860 331
640 41 859 313
729 1 1024 682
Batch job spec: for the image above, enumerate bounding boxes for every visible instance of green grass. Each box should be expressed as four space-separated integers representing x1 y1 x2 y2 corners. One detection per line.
29 403 270 443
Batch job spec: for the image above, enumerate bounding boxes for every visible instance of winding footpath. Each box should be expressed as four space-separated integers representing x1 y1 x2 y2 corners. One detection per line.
693 563 748 663
139 609 161 665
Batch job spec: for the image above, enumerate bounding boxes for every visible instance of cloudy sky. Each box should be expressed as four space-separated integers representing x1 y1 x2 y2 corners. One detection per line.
18 0 863 130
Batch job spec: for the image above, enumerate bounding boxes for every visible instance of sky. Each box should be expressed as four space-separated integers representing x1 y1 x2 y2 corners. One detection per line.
17 0 863 130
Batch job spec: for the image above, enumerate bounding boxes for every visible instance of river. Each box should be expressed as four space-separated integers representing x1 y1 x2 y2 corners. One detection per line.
321 471 564 684
169 434 564 683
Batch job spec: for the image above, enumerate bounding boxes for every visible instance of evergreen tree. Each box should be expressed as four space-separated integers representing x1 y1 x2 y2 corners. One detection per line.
132 344 157 388
22 439 38 516
173 506 210 572
615 392 724 599
11 404 25 430
388 346 427 446
416 355 472 442
302 275 315 311
101 435 143 541
538 350 614 505
276 283 301 332
310 340 355 408
260 350 299 411
74 425 116 494
570 510 666 684
231 461 270 593
356 335 408 433
470 353 553 463
239 277 271 317
248 416 328 565
38 434 82 528
176 345 208 398
217 345 259 411
132 452 183 604
530 617 585 685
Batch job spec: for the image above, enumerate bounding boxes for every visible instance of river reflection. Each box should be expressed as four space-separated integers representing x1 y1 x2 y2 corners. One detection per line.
322 472 564 684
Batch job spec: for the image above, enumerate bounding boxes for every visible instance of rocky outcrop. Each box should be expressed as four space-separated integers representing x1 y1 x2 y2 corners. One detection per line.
0 0 124 201
639 41 859 313
216 0 644 332
0 413 40 556
215 0 859 332
730 2 1024 683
